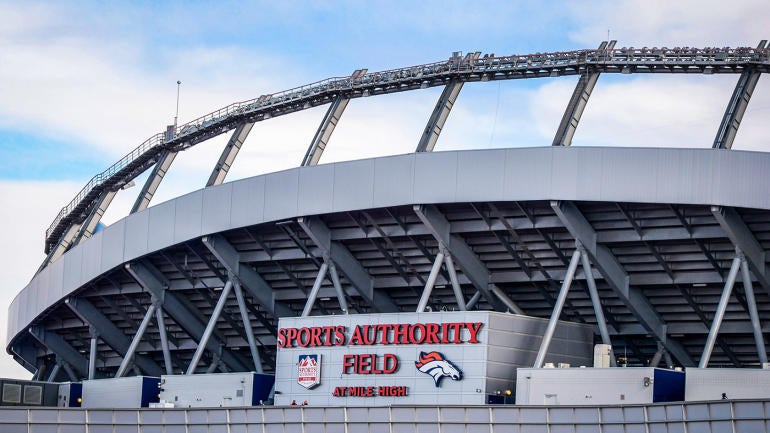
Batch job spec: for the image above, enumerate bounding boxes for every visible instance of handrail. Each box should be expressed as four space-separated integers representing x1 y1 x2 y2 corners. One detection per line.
45 45 770 250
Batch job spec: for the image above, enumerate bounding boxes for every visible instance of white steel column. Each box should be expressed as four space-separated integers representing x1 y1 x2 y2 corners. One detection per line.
88 327 98 380
444 254 467 311
491 286 525 315
581 250 616 366
741 256 768 364
234 279 263 373
116 303 158 378
155 307 173 375
187 280 233 375
465 291 482 310
302 262 329 317
328 262 349 314
417 248 445 312
534 248 582 368
700 255 742 368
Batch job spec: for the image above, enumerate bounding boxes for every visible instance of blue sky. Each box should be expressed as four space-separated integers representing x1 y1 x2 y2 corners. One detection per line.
1 0 768 378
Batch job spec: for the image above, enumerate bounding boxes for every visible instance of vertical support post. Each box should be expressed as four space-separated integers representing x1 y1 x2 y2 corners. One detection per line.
302 262 329 317
187 280 233 375
155 307 173 375
581 250 616 366
328 262 349 314
46 363 61 382
700 255 742 368
490 285 525 315
62 362 77 382
88 327 98 380
116 303 158 378
534 247 582 368
465 291 482 310
234 279 264 373
741 256 768 364
417 249 445 312
207 123 255 186
444 254 467 311
649 344 665 367
131 150 178 214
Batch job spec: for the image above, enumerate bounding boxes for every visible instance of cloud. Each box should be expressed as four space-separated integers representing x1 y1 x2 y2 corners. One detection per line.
0 180 83 378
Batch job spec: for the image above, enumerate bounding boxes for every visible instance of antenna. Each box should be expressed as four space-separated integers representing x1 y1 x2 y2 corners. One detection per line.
174 80 182 128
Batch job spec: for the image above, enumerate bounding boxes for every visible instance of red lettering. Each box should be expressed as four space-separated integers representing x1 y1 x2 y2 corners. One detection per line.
334 326 346 345
378 324 392 344
425 323 440 344
310 327 323 347
409 324 426 344
440 323 450 344
359 354 371 374
323 326 334 346
349 326 363 345
393 324 408 344
286 328 298 347
297 328 311 347
342 355 355 374
467 322 483 343
383 354 398 374
277 328 288 348
448 322 463 343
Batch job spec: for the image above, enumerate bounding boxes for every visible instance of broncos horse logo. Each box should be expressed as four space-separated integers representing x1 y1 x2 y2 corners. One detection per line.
415 351 463 387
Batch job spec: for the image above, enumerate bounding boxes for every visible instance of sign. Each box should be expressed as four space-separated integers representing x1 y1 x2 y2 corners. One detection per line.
415 351 462 387
297 354 321 389
277 322 483 348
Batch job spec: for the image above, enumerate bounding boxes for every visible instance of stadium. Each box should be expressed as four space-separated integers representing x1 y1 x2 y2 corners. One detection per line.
3 42 770 431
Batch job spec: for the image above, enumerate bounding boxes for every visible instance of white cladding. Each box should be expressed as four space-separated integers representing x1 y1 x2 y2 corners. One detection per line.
275 311 593 406
159 373 266 408
82 377 156 409
515 368 680 405
685 368 770 401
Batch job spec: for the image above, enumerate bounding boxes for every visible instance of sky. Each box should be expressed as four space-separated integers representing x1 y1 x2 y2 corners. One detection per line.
1 0 769 379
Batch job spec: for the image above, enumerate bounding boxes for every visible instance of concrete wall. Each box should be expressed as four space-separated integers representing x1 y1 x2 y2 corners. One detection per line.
1 400 768 433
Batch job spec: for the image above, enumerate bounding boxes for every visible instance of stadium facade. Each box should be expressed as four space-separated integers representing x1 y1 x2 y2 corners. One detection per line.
4 42 770 431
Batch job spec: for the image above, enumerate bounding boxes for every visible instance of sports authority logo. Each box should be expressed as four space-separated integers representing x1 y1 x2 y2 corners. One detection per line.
298 354 321 389
415 351 462 387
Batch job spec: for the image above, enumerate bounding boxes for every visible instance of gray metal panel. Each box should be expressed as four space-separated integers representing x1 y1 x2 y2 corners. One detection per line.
80 230 103 281
100 220 126 271
372 154 414 208
62 246 83 298
332 159 374 212
654 148 710 204
599 148 659 202
456 150 505 201
147 201 175 253
230 176 265 229
123 211 149 259
263 168 299 222
202 183 233 235
297 163 335 216
503 148 552 201
413 151 458 203
173 190 203 243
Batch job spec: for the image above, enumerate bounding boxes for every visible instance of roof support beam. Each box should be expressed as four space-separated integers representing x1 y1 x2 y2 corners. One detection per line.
202 234 292 317
711 205 770 293
297 216 399 313
187 280 232 374
233 279 264 373
28 326 89 379
741 254 768 364
65 297 163 377
302 92 352 166
713 40 766 149
700 255 741 368
125 260 249 372
116 302 158 378
413 204 507 311
73 189 117 247
551 200 695 367
207 122 254 186
416 54 478 152
131 150 178 214
552 41 614 147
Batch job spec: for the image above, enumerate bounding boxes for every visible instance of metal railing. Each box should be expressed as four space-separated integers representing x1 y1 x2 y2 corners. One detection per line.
45 45 770 249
